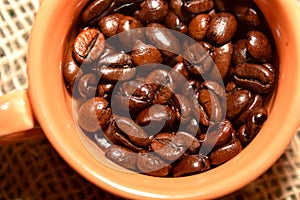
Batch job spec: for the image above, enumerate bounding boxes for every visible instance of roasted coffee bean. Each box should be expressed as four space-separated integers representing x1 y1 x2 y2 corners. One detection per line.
73 28 105 63
234 5 261 27
213 42 233 80
97 83 114 97
98 13 124 37
207 12 237 46
131 40 163 66
247 31 272 62
77 73 98 98
98 52 132 67
209 139 243 165
173 154 210 177
183 0 214 14
78 97 111 132
97 65 136 82
232 39 252 65
145 69 175 104
234 63 276 94
82 0 114 23
134 0 169 23
63 60 82 85
226 89 251 120
146 23 180 57
150 133 186 161
94 134 112 150
164 11 188 34
117 16 144 49
235 94 263 124
114 80 155 112
169 0 193 23
105 145 137 170
201 81 226 100
198 89 224 122
188 14 210 41
246 106 268 138
172 61 189 83
193 101 210 127
136 104 178 131
137 151 172 176
173 94 193 124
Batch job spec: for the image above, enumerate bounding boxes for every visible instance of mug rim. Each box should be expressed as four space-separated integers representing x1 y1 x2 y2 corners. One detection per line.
27 0 300 199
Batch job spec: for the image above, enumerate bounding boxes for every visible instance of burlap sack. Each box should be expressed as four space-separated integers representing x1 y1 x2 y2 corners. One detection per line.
0 0 299 199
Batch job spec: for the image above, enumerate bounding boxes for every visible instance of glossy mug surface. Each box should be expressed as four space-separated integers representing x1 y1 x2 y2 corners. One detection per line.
22 0 300 199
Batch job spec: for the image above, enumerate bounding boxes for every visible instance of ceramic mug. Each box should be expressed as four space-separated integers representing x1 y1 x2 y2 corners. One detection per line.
1 0 300 199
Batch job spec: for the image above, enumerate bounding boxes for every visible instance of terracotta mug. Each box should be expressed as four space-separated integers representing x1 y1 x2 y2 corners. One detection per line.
1 0 300 199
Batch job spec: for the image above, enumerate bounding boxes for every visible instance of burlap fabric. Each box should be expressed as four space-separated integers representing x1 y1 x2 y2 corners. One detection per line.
0 0 299 199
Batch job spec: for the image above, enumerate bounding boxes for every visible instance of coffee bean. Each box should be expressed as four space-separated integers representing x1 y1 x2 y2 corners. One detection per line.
232 39 252 65
213 42 233 80
247 31 272 62
98 13 124 37
188 14 210 41
183 0 214 14
82 0 114 23
226 88 251 120
105 145 137 170
77 73 98 98
173 154 210 177
73 28 105 63
234 63 276 94
135 0 169 24
78 97 111 132
207 12 237 46
234 5 261 27
164 11 188 34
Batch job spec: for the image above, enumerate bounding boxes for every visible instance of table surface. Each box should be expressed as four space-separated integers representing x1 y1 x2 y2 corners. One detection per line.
0 0 299 199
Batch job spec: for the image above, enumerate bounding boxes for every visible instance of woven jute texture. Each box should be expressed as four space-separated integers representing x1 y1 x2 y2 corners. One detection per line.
0 0 299 199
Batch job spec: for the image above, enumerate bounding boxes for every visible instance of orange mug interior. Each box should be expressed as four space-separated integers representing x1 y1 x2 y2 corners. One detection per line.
27 0 300 199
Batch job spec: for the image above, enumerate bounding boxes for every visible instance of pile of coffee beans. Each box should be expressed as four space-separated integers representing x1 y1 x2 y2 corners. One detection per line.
63 0 278 177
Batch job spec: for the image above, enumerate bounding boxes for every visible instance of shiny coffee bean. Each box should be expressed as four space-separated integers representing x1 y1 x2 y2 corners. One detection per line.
78 97 111 132
137 151 172 176
63 60 82 85
207 12 237 46
97 66 136 82
97 83 114 97
172 60 189 83
226 89 251 120
247 31 272 62
246 106 268 138
105 145 137 170
213 42 233 80
98 13 124 37
173 94 193 124
146 23 180 57
209 139 243 165
234 63 276 94
188 14 210 41
234 5 261 27
232 39 252 65
169 0 193 23
183 0 214 14
202 120 234 149
131 40 163 66
193 101 210 127
173 154 210 177
164 11 188 34
136 104 178 131
73 28 105 63
198 88 223 122
77 73 98 98
201 81 226 100
82 0 113 23
134 0 169 23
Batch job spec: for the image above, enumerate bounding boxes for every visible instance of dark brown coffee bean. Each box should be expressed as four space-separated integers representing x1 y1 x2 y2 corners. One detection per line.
63 60 82 85
202 120 234 149
226 89 251 120
145 69 175 104
198 89 223 122
137 151 172 176
117 16 144 49
232 39 251 65
82 0 114 23
234 5 261 27
183 0 214 14
150 133 186 161
98 66 136 82
172 60 189 82
173 94 193 124
105 145 137 171
131 40 163 66
234 63 276 94
94 134 112 151
134 0 169 23
114 116 151 148
164 11 188 34
201 81 226 100
193 102 210 127
78 97 111 132
173 154 210 177
169 0 194 23
247 31 272 62
73 28 105 63
98 13 124 37
213 42 233 80
207 12 237 46
246 106 268 138
146 23 180 57
176 131 201 153
188 14 210 41
98 52 133 67
235 94 263 124
97 83 114 97
136 104 178 131
209 139 242 165
77 73 98 98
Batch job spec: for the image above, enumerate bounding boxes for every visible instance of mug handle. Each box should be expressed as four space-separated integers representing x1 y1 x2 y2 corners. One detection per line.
0 90 44 144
